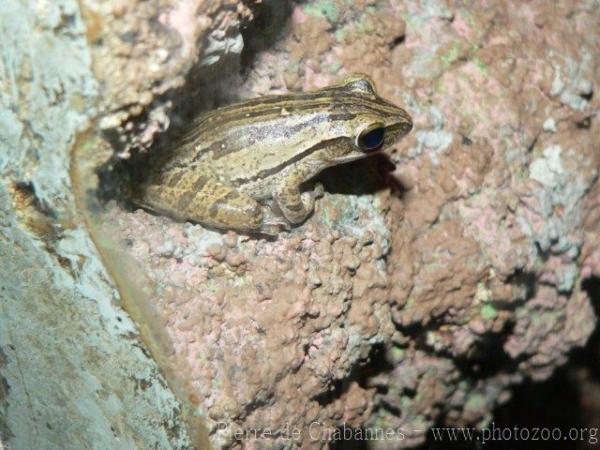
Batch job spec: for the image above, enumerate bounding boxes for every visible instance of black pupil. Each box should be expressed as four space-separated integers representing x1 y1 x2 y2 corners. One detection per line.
359 127 385 150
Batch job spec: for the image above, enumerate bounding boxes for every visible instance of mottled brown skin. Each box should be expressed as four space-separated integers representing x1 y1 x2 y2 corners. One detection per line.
137 74 413 234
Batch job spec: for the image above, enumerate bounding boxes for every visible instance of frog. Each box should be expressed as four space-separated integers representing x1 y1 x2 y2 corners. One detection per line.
135 74 413 235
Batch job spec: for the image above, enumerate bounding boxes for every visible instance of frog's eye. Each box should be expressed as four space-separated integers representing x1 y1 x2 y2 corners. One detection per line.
357 126 385 151
343 75 376 95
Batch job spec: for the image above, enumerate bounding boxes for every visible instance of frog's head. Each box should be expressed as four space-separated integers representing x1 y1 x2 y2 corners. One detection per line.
329 74 413 163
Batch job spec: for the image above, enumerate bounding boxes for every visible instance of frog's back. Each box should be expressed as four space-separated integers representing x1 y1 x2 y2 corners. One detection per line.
164 90 339 159
160 80 404 184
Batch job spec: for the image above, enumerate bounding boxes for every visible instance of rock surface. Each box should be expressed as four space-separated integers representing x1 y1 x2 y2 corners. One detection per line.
1 1 599 450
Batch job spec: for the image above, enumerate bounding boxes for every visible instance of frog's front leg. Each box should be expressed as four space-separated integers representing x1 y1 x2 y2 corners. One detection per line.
140 171 266 233
273 161 325 225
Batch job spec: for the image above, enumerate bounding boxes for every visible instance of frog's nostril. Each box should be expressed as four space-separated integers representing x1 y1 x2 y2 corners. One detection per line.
400 111 413 132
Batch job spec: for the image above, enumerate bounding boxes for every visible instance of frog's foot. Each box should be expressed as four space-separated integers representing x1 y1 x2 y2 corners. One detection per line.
313 182 325 199
299 183 327 216
274 183 320 225
259 206 291 236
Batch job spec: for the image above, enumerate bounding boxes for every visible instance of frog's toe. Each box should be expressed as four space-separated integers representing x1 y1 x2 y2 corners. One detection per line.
260 207 290 232
263 215 291 230
258 224 285 236
313 182 325 198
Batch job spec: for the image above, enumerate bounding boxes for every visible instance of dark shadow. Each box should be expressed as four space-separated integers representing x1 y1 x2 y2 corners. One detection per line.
322 343 394 450
452 327 520 380
170 0 294 124
316 153 408 199
421 368 585 450
315 343 393 408
240 0 294 68
484 369 583 450
423 275 600 450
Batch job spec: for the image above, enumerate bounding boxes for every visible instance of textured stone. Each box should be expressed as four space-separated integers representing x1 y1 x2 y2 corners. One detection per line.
2 0 599 449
